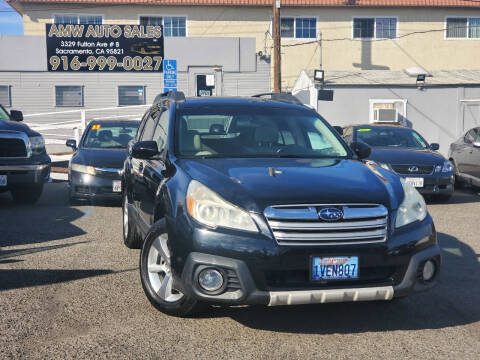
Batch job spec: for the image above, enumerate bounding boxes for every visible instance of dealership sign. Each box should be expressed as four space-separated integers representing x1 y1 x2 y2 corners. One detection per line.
46 24 164 72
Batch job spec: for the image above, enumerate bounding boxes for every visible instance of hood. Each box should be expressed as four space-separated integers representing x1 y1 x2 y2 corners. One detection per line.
73 148 127 168
176 158 403 213
0 120 40 137
368 148 446 165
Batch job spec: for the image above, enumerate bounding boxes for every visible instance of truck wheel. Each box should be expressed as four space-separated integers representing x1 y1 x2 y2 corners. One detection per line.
140 219 200 317
10 184 43 204
123 192 142 249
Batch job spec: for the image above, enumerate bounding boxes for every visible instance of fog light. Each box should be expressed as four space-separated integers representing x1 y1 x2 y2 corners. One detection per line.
198 268 224 292
422 260 436 281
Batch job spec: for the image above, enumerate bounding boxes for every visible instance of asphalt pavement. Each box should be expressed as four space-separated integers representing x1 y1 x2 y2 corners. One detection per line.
1 183 479 359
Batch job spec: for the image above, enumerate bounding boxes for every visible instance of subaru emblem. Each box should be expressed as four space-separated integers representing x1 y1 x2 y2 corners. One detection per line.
318 208 344 221
408 166 419 172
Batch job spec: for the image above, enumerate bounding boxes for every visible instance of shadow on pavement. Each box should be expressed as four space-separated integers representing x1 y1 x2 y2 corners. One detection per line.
0 267 137 291
0 241 90 261
198 232 480 333
0 183 87 247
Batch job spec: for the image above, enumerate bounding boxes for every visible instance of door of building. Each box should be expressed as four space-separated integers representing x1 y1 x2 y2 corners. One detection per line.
187 67 222 97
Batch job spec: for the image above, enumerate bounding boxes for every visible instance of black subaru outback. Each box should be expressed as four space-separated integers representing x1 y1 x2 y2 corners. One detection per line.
122 92 440 316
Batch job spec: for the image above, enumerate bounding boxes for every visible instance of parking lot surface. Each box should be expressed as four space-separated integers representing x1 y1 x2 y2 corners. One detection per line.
1 183 479 359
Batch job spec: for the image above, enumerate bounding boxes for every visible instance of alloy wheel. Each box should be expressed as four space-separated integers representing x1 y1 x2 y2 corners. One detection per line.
147 234 184 303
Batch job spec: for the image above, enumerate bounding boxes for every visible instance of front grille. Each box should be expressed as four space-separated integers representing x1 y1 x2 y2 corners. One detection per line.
264 204 388 246
391 164 434 175
95 168 122 178
0 138 27 158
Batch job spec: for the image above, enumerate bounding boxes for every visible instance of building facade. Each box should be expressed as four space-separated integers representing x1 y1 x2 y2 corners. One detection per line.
7 0 480 89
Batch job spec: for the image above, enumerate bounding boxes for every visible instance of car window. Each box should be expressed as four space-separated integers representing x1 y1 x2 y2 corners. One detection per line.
176 106 349 158
343 127 353 143
0 106 10 121
136 110 150 141
465 130 475 144
152 108 168 151
83 123 139 149
355 127 428 150
473 128 480 143
141 112 158 141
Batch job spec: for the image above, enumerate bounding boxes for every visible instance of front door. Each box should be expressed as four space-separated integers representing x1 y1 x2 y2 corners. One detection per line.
187 67 222 97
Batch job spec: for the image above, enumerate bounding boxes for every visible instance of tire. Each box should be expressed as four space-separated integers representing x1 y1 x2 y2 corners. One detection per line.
451 160 466 189
123 192 142 249
10 184 43 204
140 219 200 317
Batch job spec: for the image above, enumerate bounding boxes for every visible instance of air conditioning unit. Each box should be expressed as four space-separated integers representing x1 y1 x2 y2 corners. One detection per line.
374 108 398 123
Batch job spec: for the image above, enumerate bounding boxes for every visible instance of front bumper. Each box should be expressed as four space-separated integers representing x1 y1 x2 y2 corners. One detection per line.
172 214 440 306
0 156 51 189
399 173 454 195
70 170 122 199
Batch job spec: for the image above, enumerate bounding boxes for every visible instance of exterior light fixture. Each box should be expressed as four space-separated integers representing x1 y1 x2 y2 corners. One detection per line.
314 69 325 83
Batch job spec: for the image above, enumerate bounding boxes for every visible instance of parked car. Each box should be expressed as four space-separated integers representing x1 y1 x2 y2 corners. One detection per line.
66 120 139 202
341 124 454 201
0 104 50 203
449 127 480 188
122 92 441 317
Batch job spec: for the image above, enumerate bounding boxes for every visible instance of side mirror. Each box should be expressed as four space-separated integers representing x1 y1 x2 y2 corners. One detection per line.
430 143 440 151
131 140 158 159
333 126 343 136
473 142 480 148
350 141 371 160
66 139 77 150
10 110 23 122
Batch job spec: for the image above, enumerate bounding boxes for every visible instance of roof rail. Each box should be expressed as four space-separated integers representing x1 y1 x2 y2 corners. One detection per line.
153 90 186 106
252 92 305 106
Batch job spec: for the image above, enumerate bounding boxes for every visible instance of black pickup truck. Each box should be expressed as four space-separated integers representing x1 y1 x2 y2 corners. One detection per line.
0 105 51 203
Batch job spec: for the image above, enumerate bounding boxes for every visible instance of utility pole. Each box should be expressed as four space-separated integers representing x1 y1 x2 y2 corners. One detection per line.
273 0 281 93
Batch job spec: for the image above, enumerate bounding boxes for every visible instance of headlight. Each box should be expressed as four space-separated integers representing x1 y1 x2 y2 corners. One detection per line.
28 136 45 155
71 163 96 175
186 180 258 232
395 178 427 228
29 136 45 149
442 161 453 173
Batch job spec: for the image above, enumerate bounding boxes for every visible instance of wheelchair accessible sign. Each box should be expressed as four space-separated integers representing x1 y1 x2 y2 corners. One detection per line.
163 59 177 92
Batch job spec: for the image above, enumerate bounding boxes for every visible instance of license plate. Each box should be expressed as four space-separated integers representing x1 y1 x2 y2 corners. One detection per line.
312 256 359 280
112 180 122 192
405 177 424 188
0 175 7 187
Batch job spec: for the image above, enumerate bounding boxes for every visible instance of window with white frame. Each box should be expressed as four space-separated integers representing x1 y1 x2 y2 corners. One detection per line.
55 86 84 107
280 17 317 39
0 86 11 107
118 86 146 106
140 16 186 37
446 17 480 39
353 17 397 39
54 14 102 24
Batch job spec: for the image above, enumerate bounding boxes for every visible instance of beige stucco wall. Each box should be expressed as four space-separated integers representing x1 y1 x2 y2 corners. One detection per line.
15 4 480 89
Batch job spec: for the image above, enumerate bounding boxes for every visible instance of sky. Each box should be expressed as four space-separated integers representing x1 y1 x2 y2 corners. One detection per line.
0 0 23 35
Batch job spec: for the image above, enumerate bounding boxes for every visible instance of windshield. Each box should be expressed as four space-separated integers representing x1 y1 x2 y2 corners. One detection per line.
355 127 428 150
0 106 10 121
176 106 348 158
83 123 139 149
